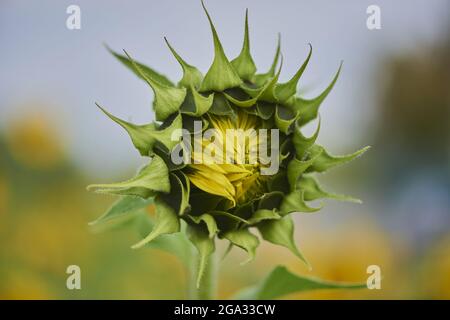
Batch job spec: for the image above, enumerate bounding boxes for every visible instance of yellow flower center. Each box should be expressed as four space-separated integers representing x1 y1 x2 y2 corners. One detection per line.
185 111 268 207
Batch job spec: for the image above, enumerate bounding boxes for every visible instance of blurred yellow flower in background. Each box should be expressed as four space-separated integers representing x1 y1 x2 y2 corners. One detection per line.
287 220 395 299
6 113 65 169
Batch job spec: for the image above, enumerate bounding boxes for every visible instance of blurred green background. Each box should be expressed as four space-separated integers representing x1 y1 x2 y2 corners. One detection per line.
0 0 449 299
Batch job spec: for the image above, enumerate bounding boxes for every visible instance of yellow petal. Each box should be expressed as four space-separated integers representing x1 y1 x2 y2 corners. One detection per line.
187 170 235 203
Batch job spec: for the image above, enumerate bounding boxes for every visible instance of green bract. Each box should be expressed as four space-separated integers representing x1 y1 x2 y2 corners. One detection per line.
88 1 369 288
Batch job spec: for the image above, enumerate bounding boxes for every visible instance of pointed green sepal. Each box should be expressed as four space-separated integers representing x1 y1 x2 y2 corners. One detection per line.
223 92 257 108
297 175 362 203
258 191 284 211
210 210 250 226
253 34 281 86
292 116 320 159
224 71 279 108
161 172 191 215
87 155 170 197
286 156 316 191
274 105 298 134
180 86 214 116
291 62 342 126
135 214 192 267
123 50 186 121
307 144 370 173
189 213 218 238
88 196 154 227
164 37 203 88
199 1 242 92
96 104 182 156
96 103 156 156
131 196 180 249
248 209 281 225
258 215 310 268
231 9 257 81
280 190 322 215
150 113 184 152
222 228 259 264
275 44 312 102
208 93 235 116
241 57 283 104
105 45 174 86
256 101 275 120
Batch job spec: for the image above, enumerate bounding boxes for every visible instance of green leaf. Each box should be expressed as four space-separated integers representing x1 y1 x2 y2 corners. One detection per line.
275 44 312 102
274 105 298 134
88 196 154 226
258 215 309 267
180 87 214 116
188 213 218 238
123 50 186 121
292 117 320 159
164 37 203 88
253 34 281 86
96 104 182 156
231 9 257 81
307 145 370 173
187 224 215 288
106 45 174 87
234 266 366 299
280 190 322 214
297 175 362 203
199 1 242 92
290 62 342 126
222 228 259 264
248 209 281 225
87 155 170 197
131 196 180 249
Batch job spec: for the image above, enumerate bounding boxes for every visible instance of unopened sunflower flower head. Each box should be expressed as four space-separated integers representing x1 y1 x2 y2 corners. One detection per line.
88 1 369 286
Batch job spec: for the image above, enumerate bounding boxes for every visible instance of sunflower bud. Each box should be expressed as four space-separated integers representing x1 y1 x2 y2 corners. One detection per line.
88 1 369 286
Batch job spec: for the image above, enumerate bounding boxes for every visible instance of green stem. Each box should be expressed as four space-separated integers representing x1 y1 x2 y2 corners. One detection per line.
187 247 217 300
